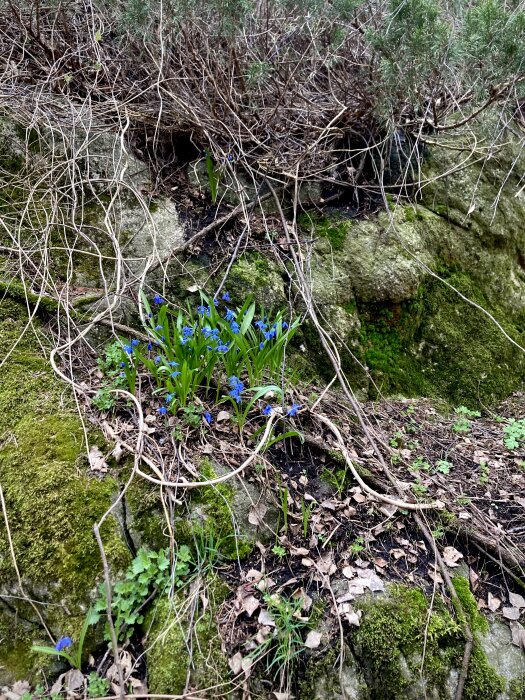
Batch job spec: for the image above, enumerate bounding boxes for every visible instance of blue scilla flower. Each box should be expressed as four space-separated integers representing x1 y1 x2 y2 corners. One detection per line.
225 308 235 322
197 304 208 315
171 371 181 378
147 342 153 351
217 341 229 353
212 298 219 307
120 362 125 368
153 295 164 305
255 320 267 331
259 341 265 350
287 403 301 417
203 411 213 424
148 312 153 318
155 325 163 331
228 376 244 403
168 361 179 367
182 325 194 338
264 328 276 341
282 321 289 329
262 404 272 416
131 338 140 347
222 292 230 301
161 336 165 342
166 393 174 402
228 375 241 387
202 327 219 340
158 406 168 415
123 344 133 354
230 321 240 334
155 355 162 364
55 636 73 652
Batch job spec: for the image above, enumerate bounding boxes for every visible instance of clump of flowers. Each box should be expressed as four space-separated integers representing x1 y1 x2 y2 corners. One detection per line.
114 291 302 429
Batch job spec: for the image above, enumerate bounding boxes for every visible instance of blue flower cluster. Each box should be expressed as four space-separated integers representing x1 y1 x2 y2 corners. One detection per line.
228 376 244 403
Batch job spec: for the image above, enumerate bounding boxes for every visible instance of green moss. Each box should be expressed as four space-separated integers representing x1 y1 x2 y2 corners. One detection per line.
228 252 285 307
451 577 488 634
509 678 525 700
299 212 351 251
0 301 129 681
145 587 232 696
175 459 253 561
358 270 525 406
352 586 461 700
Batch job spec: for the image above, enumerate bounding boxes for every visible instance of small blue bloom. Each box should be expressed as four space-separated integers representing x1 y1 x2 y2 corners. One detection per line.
182 325 194 338
259 341 265 350
228 376 241 387
225 308 235 322
158 406 168 415
202 327 219 340
255 320 267 331
222 292 230 301
148 312 152 318
197 304 208 315
155 325 163 331
203 411 213 424
282 321 289 329
262 404 272 416
154 355 162 364
153 295 164 305
168 361 179 367
287 403 301 417
230 321 240 334
120 362 125 368
147 343 153 351
131 338 140 347
123 344 133 354
264 328 276 341
166 394 174 402
212 298 219 307
216 341 229 353
120 372 126 378
161 335 165 342
55 636 73 652
171 371 181 378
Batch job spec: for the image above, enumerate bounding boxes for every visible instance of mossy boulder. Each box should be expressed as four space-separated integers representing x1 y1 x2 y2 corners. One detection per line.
0 300 130 684
145 586 232 696
301 583 521 700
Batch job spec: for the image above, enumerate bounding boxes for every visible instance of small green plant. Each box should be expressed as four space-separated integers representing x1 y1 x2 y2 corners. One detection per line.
411 481 428 496
301 498 315 538
456 495 472 506
88 672 110 698
434 460 452 475
204 150 220 204
272 544 287 559
94 547 187 642
251 592 311 688
431 526 445 539
92 340 129 410
182 403 203 428
390 430 404 448
409 456 431 472
32 607 97 670
349 536 364 557
503 418 525 449
452 406 480 433
479 460 490 485
321 466 347 496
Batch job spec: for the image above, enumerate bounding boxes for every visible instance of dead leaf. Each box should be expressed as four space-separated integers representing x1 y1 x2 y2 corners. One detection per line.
443 546 463 568
248 502 268 526
378 503 398 517
304 629 322 649
428 568 443 585
111 443 124 462
289 546 309 557
89 445 108 472
502 606 521 621
229 652 243 674
509 592 525 609
342 566 355 579
216 410 231 422
64 669 84 693
243 595 260 617
390 548 406 560
258 608 276 627
510 620 525 648
487 592 501 612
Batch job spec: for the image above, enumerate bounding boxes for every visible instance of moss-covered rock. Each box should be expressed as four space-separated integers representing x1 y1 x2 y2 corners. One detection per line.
145 586 232 696
0 300 130 684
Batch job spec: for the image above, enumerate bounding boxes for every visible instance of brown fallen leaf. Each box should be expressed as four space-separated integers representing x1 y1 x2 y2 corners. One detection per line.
502 606 521 621
258 608 276 626
89 445 108 472
216 410 231 422
442 546 463 568
243 595 260 617
304 630 322 649
510 620 525 648
487 592 501 612
509 592 525 609
248 502 268 526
